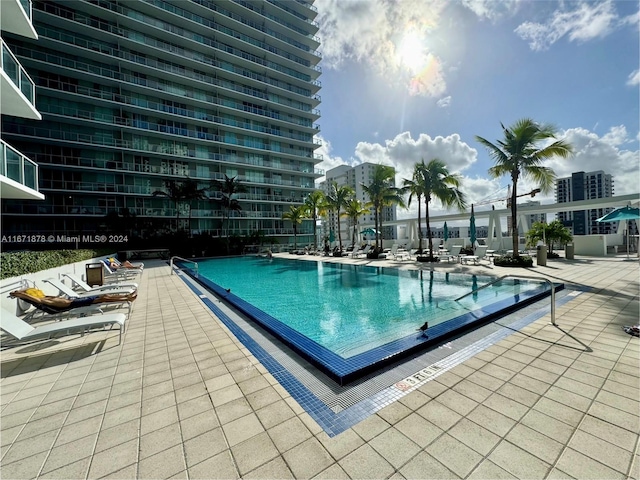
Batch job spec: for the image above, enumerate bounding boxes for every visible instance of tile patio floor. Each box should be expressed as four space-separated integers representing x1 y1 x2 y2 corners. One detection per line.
1 253 638 479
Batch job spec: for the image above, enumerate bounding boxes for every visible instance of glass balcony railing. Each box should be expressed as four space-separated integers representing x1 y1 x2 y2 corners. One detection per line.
0 140 39 191
1 38 36 105
20 0 32 20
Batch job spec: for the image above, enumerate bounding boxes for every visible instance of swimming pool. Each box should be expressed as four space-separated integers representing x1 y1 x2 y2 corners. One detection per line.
183 257 559 384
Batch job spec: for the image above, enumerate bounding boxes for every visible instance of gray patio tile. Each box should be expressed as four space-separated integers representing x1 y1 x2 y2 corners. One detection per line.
505 424 564 464
553 376 600 399
140 405 179 436
484 392 530 421
222 412 264 447
39 457 91 479
603 378 640 401
1 392 45 417
244 456 294 479
179 409 219 441
544 385 593 411
449 417 500 455
432 371 463 388
283 437 334 479
529 357 569 375
183 428 227 467
231 431 279 476
95 418 140 453
214 397 252 425
579 415 638 452
448 362 475 378
492 354 528 373
141 391 176 416
451 378 493 403
109 378 142 396
0 408 33 431
545 467 576 479
339 444 395 480
468 460 517 479
466 370 506 391
2 428 58 465
351 410 391 441
237 375 270 396
534 397 584 426
210 384 244 408
568 430 633 474
188 451 239 480
142 379 173 400
255 398 295 429
436 388 478 416
488 440 552 479
312 463 350 479
0 451 48 480
467 404 516 437
416 400 462 431
376 399 412 425
138 443 186 479
368 427 421 469
496 382 541 407
399 450 457 479
316 428 364 460
55 414 102 446
428 433 483 478
480 363 517 382
15 411 66 441
417 378 449 398
589 401 640 433
0 423 23 448
87 438 138 479
520 364 562 385
520 410 576 444
564 367 607 388
41 432 97 473
172 372 201 391
555 448 626 480
595 389 639 415
267 416 313 453
139 423 182 460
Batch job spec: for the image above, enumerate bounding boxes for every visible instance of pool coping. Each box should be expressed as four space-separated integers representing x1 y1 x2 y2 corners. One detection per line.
179 259 564 385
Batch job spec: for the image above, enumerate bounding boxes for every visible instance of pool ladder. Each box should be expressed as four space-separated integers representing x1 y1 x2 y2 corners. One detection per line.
170 256 199 277
454 274 556 326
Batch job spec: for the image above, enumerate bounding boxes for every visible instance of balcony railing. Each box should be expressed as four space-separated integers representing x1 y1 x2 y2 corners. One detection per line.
20 0 33 20
0 140 39 191
1 38 36 104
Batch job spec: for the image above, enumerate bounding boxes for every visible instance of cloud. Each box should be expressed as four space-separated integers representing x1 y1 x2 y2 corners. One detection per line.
627 69 640 87
314 135 354 183
437 96 451 108
461 0 522 21
515 0 621 51
315 0 448 97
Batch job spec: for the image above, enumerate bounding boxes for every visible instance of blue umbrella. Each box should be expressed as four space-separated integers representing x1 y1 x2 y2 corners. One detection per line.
470 204 477 250
443 222 449 241
597 206 640 259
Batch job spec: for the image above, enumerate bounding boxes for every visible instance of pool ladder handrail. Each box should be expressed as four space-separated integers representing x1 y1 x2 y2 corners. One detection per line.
170 256 199 277
454 274 556 326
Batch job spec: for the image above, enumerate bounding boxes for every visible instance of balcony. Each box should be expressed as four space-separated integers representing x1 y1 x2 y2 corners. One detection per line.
0 0 38 39
1 39 41 120
0 140 44 200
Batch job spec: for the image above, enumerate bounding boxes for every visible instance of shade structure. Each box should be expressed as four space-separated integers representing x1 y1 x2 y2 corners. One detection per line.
596 205 640 259
469 205 477 249
443 222 449 241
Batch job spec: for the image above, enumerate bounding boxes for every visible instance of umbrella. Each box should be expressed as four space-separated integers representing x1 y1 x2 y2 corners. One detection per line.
597 205 640 259
361 228 378 235
469 204 477 250
443 222 449 241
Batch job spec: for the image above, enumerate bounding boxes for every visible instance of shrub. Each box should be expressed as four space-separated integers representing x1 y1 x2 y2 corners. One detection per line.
0 249 113 280
493 255 534 267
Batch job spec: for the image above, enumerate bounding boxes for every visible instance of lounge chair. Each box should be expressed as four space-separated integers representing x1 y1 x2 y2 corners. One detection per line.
102 261 141 280
62 272 138 292
352 245 371 258
107 257 144 270
460 245 489 265
1 308 126 345
390 244 411 261
43 278 137 298
441 245 462 263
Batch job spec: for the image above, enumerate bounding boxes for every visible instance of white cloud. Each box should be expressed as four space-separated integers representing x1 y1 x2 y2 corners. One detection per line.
627 69 640 87
315 0 448 97
314 135 354 183
437 96 451 108
515 0 620 51
461 0 521 22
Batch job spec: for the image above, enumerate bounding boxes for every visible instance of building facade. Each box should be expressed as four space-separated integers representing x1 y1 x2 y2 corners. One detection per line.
556 171 615 235
1 0 322 244
320 162 397 247
1 0 44 201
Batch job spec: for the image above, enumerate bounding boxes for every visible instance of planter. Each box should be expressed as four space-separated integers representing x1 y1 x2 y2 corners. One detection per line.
333 251 344 257
416 256 439 263
494 255 534 267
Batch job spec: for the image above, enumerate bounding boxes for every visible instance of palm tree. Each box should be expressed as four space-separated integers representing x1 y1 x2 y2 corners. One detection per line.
213 175 247 253
282 205 306 251
418 159 467 260
304 190 326 251
325 181 354 253
361 165 406 251
342 198 370 247
152 179 187 231
476 118 573 257
403 161 426 253
181 177 210 237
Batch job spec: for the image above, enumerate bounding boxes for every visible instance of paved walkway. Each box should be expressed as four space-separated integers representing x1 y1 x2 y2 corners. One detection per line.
1 254 638 479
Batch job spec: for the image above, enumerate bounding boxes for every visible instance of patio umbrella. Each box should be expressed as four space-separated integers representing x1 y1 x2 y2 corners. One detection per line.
597 205 640 259
443 222 449 241
469 204 477 251
361 228 378 235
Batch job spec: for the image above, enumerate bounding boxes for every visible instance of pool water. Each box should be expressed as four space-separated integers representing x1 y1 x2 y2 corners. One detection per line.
195 257 548 359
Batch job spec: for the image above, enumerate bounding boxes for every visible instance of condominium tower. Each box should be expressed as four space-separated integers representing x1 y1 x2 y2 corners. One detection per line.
556 170 615 235
1 0 322 244
1 0 43 201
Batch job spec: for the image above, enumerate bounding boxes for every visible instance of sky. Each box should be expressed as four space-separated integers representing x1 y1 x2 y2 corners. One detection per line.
311 0 640 221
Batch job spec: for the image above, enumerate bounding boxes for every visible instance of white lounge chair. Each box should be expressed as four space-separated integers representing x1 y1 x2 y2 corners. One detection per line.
43 278 136 298
62 273 138 292
352 245 371 258
390 244 411 261
441 245 462 263
102 261 141 280
1 308 126 345
460 245 489 265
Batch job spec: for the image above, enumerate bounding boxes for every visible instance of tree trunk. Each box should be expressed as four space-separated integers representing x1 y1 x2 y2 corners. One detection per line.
511 178 519 257
312 214 317 251
425 197 433 259
417 195 423 252
293 225 298 250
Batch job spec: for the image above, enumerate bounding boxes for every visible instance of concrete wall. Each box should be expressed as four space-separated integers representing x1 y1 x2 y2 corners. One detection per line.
572 235 607 256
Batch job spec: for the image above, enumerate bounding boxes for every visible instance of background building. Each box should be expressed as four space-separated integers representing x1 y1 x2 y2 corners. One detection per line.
1 0 43 201
320 162 397 246
556 171 615 234
1 0 322 245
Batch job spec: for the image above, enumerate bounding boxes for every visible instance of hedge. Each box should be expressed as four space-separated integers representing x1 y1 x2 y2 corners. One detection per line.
0 249 113 280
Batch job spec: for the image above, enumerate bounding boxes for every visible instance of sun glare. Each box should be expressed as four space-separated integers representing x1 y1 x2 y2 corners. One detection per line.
397 32 426 74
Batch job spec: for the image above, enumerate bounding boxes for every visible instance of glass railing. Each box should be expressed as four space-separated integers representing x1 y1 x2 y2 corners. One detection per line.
20 0 32 20
1 39 36 105
0 140 39 191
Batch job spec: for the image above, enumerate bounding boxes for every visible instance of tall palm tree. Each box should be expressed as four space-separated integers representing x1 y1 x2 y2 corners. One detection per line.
361 164 406 251
342 198 370 247
304 190 326 251
282 205 306 251
476 118 573 257
325 181 354 253
152 179 187 231
213 174 247 253
418 159 467 260
403 161 426 253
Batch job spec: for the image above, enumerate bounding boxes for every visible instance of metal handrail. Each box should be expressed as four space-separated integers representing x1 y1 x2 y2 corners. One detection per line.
170 256 199 277
454 274 556 326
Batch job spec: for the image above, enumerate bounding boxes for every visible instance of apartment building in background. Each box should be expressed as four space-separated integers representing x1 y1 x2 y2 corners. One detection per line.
1 0 322 244
320 163 398 247
1 0 44 201
556 171 615 235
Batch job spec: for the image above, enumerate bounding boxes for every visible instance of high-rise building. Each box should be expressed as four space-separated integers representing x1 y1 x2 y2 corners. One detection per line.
1 0 44 201
320 163 397 246
1 0 322 245
556 171 615 235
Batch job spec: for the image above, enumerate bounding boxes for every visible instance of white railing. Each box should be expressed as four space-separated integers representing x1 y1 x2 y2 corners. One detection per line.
170 256 199 277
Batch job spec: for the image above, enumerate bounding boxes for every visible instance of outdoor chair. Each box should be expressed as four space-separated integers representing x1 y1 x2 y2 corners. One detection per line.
43 278 137 298
352 245 371 258
460 245 489 265
62 272 138 292
390 244 411 261
441 245 463 263
102 261 141 280
1 308 126 346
